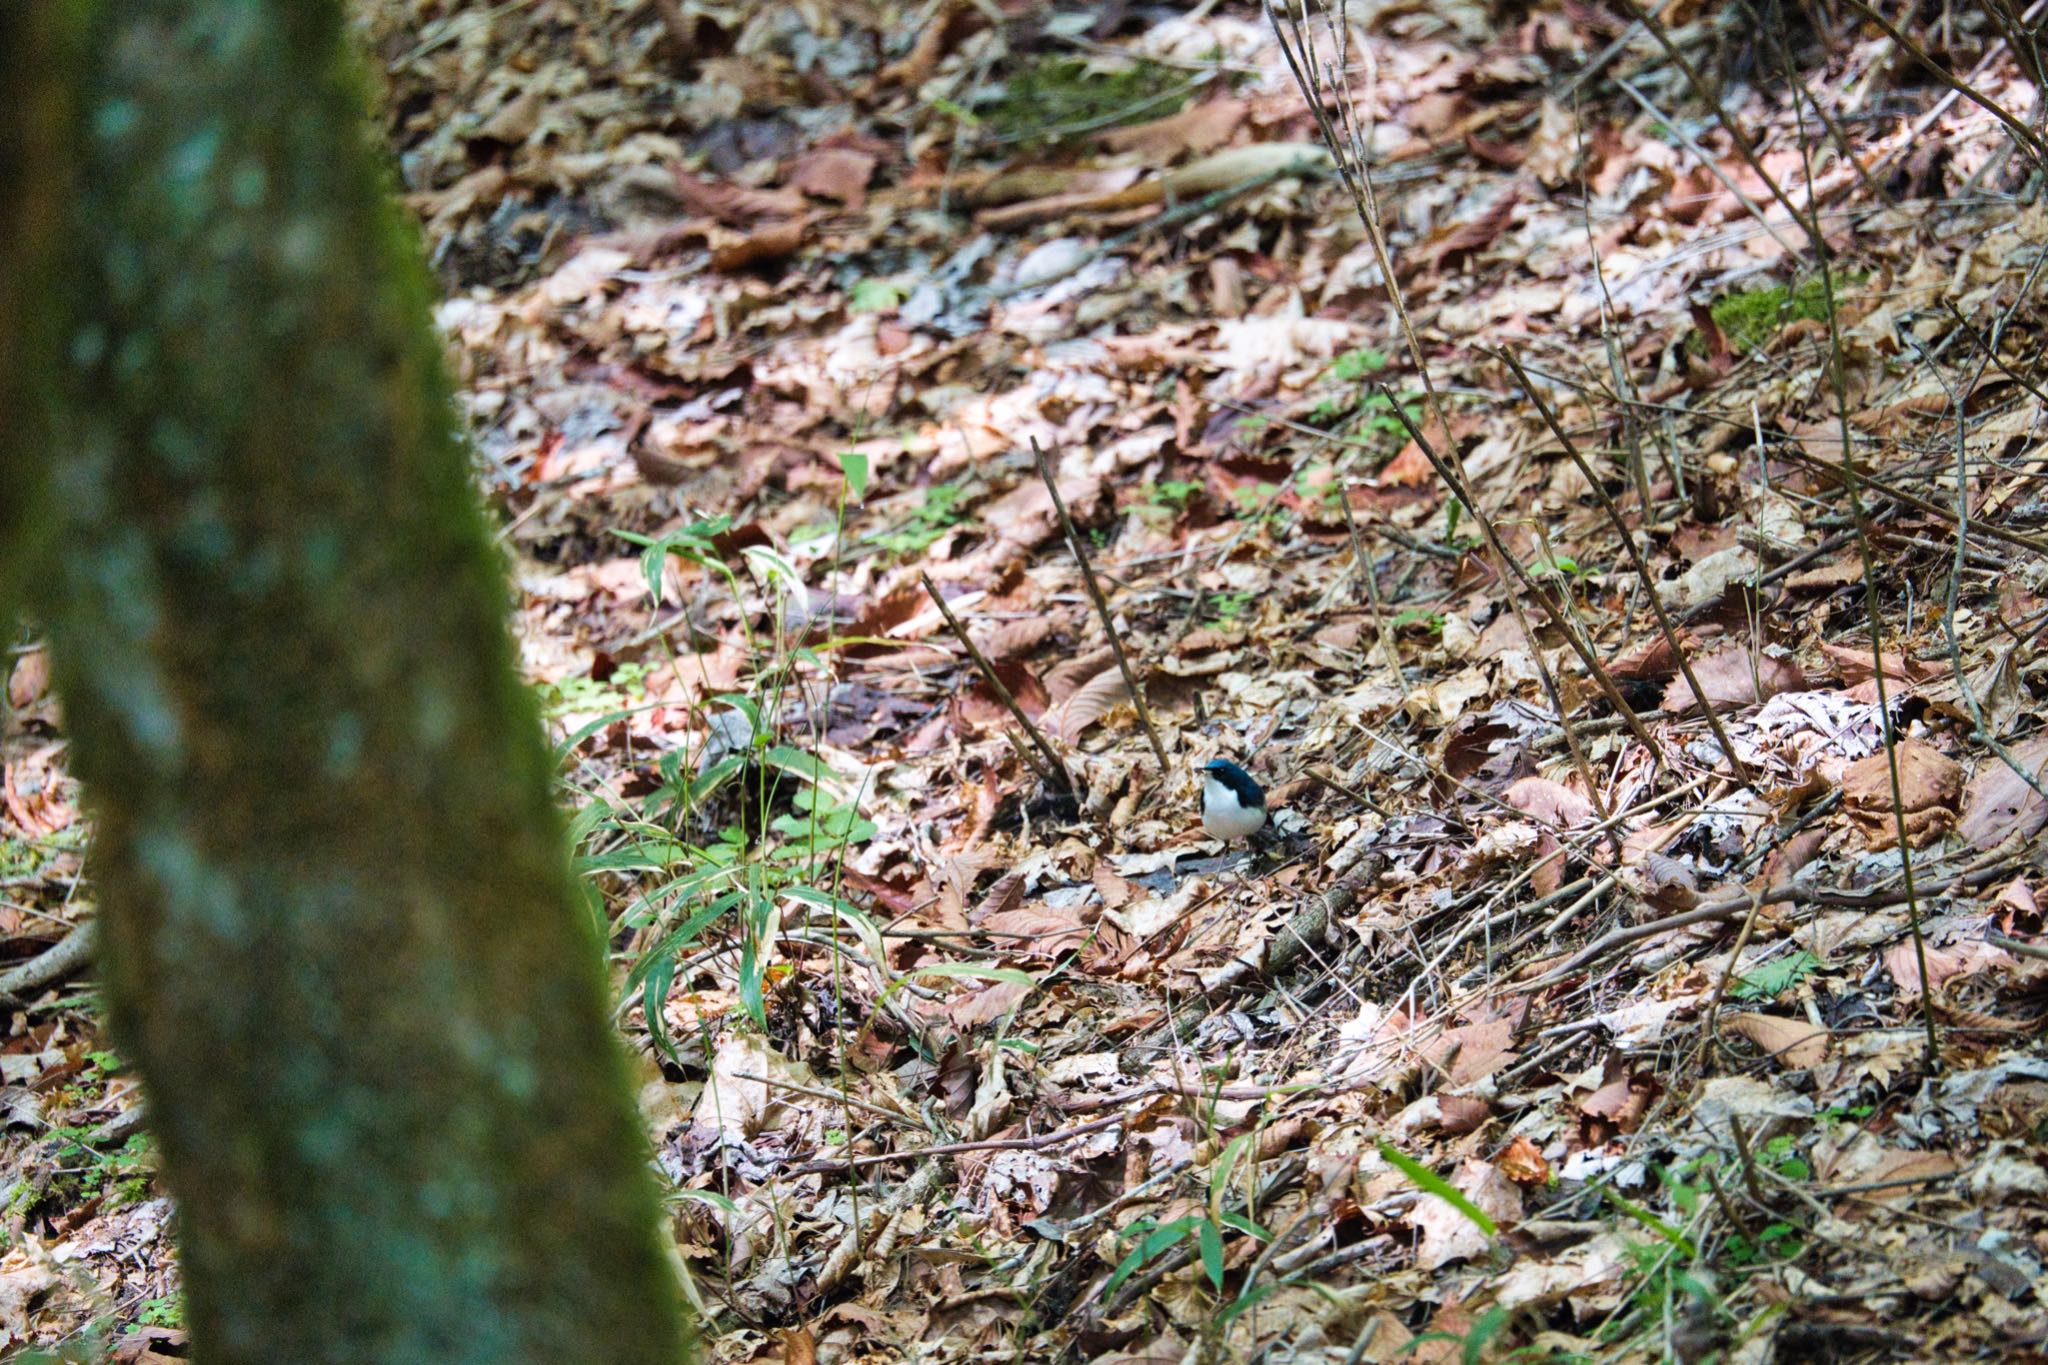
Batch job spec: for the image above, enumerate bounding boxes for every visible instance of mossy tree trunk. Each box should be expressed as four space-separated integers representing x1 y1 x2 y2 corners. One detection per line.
1 3 689 1361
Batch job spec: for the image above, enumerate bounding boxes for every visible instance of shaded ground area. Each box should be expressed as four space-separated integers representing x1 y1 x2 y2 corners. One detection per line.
7 2 2048 1360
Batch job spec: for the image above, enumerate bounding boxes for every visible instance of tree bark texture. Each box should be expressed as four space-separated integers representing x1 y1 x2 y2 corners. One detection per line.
2 2 690 1360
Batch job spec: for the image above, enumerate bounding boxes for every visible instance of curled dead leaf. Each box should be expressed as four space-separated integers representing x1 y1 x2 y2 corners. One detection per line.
1043 667 1134 742
1660 645 1803 715
1502 775 1595 829
1496 1136 1551 1186
1821 641 1942 687
7 649 48 710
1883 939 2014 999
1959 735 2048 851
785 147 876 207
1841 738 1963 850
1723 1013 1831 1069
1097 98 1247 160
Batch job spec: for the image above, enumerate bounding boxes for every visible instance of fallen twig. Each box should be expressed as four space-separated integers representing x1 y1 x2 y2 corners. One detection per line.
0 919 95 1002
920 571 1077 799
1513 859 2023 994
1497 346 1756 787
1033 438 1170 773
791 1110 1129 1175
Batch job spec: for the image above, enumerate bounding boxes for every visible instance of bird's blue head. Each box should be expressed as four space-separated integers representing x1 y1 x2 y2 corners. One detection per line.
1200 759 1266 808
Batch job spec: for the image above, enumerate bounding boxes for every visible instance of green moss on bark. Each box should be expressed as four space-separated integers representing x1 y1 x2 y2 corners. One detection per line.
4 2 690 1360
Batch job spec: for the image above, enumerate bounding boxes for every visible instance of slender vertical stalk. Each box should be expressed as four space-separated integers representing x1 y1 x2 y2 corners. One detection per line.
1033 438 1171 773
920 572 1077 798
1496 348 1757 787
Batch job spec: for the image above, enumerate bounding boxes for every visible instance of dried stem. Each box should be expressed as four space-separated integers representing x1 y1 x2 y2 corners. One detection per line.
1691 889 1768 1076
1774 19 1941 1070
1773 443 2048 558
1496 347 1756 787
1835 0 2048 168
1513 856 2020 994
920 571 1077 799
1032 438 1170 773
1335 477 1399 675
1380 387 1664 763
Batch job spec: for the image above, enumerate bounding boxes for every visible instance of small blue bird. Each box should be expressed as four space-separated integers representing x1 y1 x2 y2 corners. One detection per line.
1200 759 1268 843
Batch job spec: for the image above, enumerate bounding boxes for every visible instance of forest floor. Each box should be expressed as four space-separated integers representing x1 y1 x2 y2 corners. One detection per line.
7 2 2048 1361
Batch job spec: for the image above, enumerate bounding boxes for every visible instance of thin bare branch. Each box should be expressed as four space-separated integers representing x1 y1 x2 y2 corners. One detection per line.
920 571 1077 799
1032 438 1170 773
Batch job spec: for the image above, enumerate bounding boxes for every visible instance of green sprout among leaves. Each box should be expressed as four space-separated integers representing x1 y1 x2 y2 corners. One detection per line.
1206 591 1255 623
534 661 651 720
1705 277 1837 354
1730 950 1818 1001
847 278 906 314
1326 346 1390 383
1142 479 1201 513
871 481 971 556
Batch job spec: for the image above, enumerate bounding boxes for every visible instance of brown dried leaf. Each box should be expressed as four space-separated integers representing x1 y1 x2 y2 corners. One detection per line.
1502 776 1595 829
1497 1136 1551 1186
947 977 1033 1029
1960 735 2048 851
1043 667 1133 742
1608 633 1683 682
1723 1013 1831 1069
1098 98 1247 160
710 216 807 272
1841 738 1963 850
1416 186 1521 274
1883 939 2014 999
786 147 877 207
1659 645 1803 714
1091 863 1136 911
973 616 1056 661
1821 641 1941 686
1785 558 1863 594
1431 1019 1518 1088
6 648 48 710
1410 1159 1522 1270
979 905 1092 959
672 168 806 224
1437 1095 1491 1135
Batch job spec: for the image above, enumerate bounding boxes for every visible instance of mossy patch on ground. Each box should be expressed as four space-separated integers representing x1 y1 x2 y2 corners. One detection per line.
1708 276 1837 353
978 54 1190 146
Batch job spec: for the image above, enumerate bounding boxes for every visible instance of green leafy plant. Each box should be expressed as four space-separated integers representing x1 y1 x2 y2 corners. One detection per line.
1399 1304 1516 1364
1326 346 1390 383
1228 482 1287 528
1379 1139 1499 1239
1707 277 1835 354
1101 1215 1227 1300
593 491 884 1049
847 278 905 314
1730 950 1819 1001
1206 590 1255 623
980 54 1190 146
534 661 651 720
1142 479 1201 513
869 481 971 556
1530 553 1587 579
43 1127 154 1207
1391 606 1445 636
1 826 84 881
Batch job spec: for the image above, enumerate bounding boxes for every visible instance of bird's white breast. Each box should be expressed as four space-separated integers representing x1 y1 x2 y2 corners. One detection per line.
1203 775 1268 841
